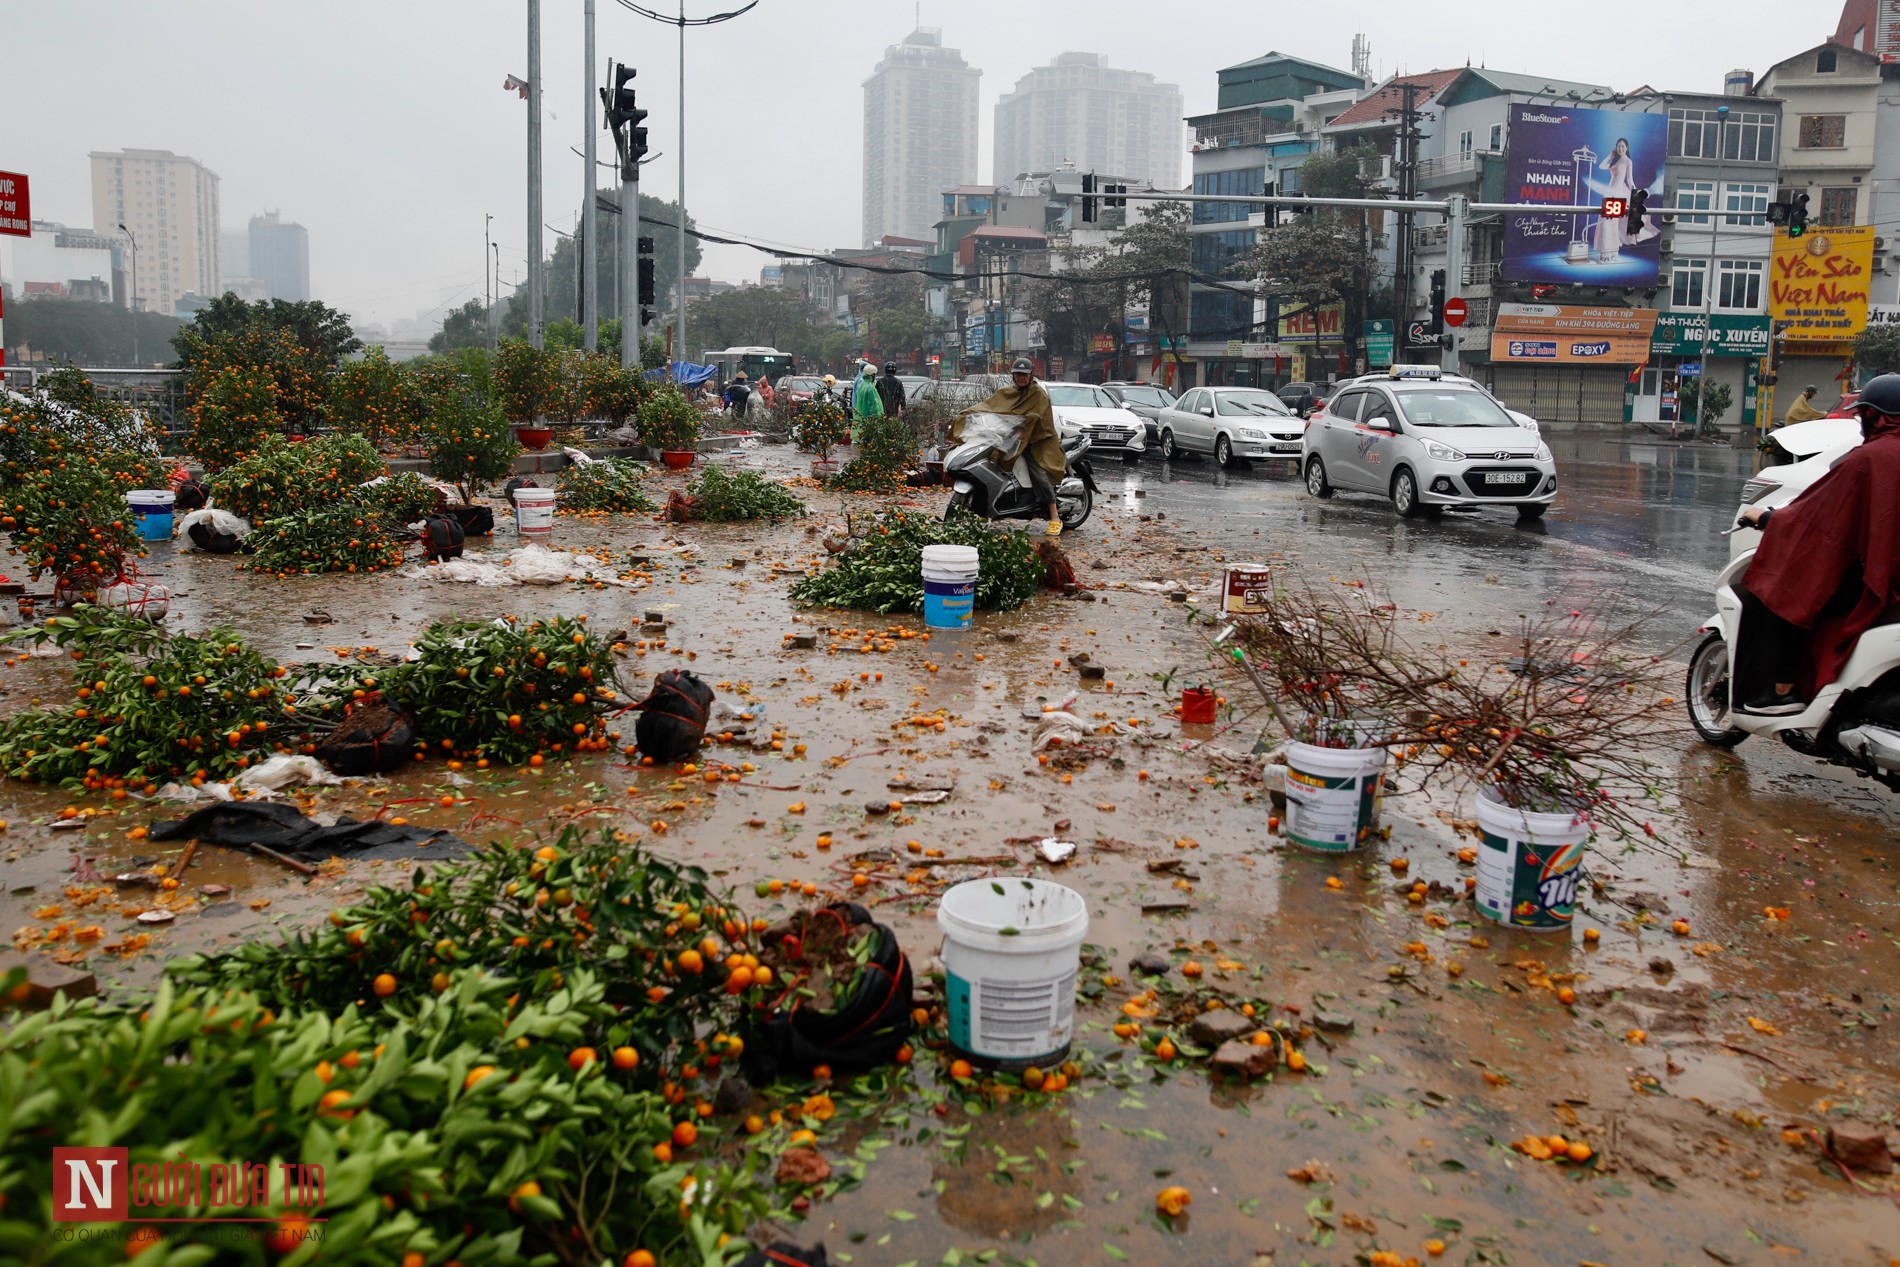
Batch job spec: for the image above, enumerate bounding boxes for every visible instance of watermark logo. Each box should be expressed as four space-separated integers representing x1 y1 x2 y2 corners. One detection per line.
50 1147 323 1225
53 1148 127 1222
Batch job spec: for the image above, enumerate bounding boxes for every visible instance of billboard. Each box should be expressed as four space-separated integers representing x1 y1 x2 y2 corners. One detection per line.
1277 303 1345 345
1501 105 1666 286
0 171 28 237
1769 226 1874 345
1650 313 1771 357
1490 303 1659 364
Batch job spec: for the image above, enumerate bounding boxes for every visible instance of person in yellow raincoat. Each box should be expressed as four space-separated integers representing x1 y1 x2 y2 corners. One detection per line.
949 357 1069 535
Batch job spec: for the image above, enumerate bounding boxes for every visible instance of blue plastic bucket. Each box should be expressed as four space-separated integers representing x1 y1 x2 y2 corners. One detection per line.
921 544 979 630
127 490 175 542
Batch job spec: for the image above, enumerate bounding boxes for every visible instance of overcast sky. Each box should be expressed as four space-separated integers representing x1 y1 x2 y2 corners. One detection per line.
7 0 1842 327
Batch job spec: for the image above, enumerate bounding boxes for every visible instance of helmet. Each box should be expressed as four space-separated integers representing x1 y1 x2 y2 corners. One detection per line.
884 361 896 373
822 374 836 387
1856 373 1900 416
1011 357 1034 375
862 363 875 376
735 371 747 380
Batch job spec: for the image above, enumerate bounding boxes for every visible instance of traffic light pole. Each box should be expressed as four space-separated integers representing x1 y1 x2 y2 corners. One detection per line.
526 0 544 350
621 159 641 368
1441 194 1467 374
582 0 599 352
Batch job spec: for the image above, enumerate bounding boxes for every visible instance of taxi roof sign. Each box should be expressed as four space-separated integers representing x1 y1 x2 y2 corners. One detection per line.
1386 365 1443 380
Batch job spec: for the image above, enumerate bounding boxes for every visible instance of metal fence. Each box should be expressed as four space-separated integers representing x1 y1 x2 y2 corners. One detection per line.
2 367 189 437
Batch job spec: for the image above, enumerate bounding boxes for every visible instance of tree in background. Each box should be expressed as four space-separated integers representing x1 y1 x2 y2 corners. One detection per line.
492 339 562 425
687 287 836 364
181 324 328 442
328 348 428 447
1244 146 1382 371
1020 201 1192 375
1681 377 1734 437
1852 322 1900 379
1 298 183 368
857 264 929 364
430 298 492 355
171 294 361 372
505 194 702 340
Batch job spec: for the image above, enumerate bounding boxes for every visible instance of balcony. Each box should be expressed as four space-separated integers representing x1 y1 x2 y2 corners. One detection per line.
1416 150 1499 187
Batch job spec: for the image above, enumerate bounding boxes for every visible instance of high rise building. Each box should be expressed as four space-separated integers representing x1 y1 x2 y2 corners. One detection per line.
863 28 981 246
993 53 1184 189
220 228 250 283
249 211 310 303
88 148 220 317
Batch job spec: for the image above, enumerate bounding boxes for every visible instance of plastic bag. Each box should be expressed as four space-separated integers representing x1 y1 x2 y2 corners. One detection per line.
633 669 714 763
232 753 344 791
179 508 251 554
954 411 1026 454
741 903 914 1082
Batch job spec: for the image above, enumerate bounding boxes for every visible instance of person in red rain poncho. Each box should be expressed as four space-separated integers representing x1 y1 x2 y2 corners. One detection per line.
1735 372 1900 713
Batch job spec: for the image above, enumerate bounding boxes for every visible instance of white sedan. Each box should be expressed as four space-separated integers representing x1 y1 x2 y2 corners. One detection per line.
1155 386 1306 467
1043 383 1147 462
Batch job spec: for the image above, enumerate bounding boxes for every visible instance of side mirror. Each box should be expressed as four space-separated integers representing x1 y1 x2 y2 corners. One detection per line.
1200 405 1215 416
1367 415 1394 432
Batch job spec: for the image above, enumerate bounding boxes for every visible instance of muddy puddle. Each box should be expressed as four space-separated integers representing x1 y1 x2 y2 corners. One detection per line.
4 444 1899 1263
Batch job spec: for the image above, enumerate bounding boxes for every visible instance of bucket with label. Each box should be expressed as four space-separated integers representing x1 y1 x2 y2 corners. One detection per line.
1221 564 1272 615
1474 785 1589 932
921 543 980 630
514 487 556 536
1283 734 1387 853
937 877 1088 1069
127 490 175 542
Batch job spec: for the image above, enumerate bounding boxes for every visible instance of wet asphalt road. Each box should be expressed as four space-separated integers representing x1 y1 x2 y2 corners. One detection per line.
1091 428 1755 654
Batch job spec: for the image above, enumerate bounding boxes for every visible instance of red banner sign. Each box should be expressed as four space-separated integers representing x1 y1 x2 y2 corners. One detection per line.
0 171 29 237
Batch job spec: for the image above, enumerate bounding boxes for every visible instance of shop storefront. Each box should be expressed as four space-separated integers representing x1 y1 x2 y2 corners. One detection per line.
1483 304 1659 425
1633 313 1770 431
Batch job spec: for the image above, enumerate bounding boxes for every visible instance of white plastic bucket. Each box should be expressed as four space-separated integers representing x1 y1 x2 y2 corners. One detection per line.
514 487 556 535
1474 785 1589 932
921 543 980 630
938 877 1089 1067
1283 740 1387 852
127 490 175 541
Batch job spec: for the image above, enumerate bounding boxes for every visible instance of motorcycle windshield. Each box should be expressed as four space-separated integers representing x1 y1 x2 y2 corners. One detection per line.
951 411 1027 454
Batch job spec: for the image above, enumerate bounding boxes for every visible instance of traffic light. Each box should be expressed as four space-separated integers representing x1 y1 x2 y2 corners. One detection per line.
1104 183 1126 211
637 258 656 307
1765 200 1789 226
1081 173 1097 224
1429 269 1447 332
1628 187 1649 221
1788 192 1810 238
602 62 649 175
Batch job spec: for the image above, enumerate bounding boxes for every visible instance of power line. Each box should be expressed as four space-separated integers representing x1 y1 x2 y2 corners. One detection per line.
609 0 757 24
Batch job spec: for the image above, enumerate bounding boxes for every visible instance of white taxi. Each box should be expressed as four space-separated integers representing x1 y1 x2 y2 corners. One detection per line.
1300 367 1557 520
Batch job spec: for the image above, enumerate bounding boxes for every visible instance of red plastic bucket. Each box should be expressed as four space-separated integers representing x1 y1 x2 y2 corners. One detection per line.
1181 687 1217 724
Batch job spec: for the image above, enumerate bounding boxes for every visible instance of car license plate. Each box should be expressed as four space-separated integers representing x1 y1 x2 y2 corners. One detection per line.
1487 472 1530 486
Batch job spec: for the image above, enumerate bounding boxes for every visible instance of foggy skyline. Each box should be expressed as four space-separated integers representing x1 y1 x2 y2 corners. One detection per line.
5 0 1843 327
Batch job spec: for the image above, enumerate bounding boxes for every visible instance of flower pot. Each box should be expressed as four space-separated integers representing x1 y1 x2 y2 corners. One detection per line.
661 449 696 470
1283 723 1389 853
1180 687 1217 725
515 424 554 452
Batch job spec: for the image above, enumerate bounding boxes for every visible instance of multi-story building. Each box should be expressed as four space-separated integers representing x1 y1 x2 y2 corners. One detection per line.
249 211 310 303
1754 40 1881 402
1183 52 1365 388
862 29 981 247
993 53 1183 191
88 148 220 317
0 220 124 306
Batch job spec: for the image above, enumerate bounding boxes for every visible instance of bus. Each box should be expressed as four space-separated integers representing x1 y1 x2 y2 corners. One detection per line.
702 346 794 387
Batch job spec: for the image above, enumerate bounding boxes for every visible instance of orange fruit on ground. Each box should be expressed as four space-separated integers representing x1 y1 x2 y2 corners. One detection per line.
1286 1049 1307 1071
568 1047 597 1071
1022 1066 1045 1090
788 1128 817 1146
1556 987 1577 1005
1154 1037 1177 1061
949 1059 974 1080
671 1120 698 1147
613 1046 640 1071
894 1044 913 1065
1155 1185 1192 1216
372 973 397 997
1566 1140 1593 1163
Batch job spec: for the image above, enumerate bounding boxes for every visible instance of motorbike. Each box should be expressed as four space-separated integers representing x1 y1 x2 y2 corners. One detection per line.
941 414 1097 532
1687 531 1900 791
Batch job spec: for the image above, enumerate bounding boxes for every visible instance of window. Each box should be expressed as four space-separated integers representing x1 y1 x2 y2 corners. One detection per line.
1192 228 1255 276
1191 168 1263 224
1668 108 1776 162
1328 390 1365 422
1723 182 1772 226
1459 129 1474 160
1673 180 1715 225
1488 123 1504 151
1716 259 1763 310
1671 259 1707 309
1798 114 1847 148
1817 47 1838 73
1190 288 1252 340
1820 186 1858 225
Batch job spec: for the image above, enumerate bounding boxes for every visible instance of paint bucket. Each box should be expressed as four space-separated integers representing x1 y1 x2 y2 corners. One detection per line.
1221 564 1272 615
937 877 1089 1069
1283 738 1387 853
514 486 556 536
127 490 175 542
921 543 980 630
1473 785 1589 932
1180 686 1217 724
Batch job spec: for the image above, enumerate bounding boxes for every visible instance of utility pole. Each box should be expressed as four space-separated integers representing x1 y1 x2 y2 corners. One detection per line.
582 0 599 351
527 0 545 349
1388 81 1423 354
604 61 649 368
676 1 688 359
117 223 139 366
484 212 493 336
1692 105 1731 441
1441 194 1467 374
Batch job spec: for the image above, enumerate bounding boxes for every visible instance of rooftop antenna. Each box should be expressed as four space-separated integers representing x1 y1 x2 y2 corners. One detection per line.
1351 32 1372 81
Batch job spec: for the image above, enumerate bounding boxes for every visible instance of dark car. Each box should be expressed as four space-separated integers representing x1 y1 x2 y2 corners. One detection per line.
1101 381 1177 446
1276 381 1335 418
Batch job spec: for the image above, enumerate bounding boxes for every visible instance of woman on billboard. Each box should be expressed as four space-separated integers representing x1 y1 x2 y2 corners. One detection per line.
1592 138 1634 262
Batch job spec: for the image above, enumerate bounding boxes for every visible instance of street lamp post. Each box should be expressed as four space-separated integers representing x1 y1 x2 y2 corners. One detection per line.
582 0 599 352
117 222 139 366
1692 105 1730 442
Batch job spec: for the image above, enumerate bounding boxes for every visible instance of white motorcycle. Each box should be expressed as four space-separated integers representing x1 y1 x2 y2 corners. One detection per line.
1687 531 1900 790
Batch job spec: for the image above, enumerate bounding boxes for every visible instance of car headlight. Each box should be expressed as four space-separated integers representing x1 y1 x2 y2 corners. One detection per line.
1425 442 1465 461
1534 442 1552 462
1236 427 1268 440
1741 476 1781 505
